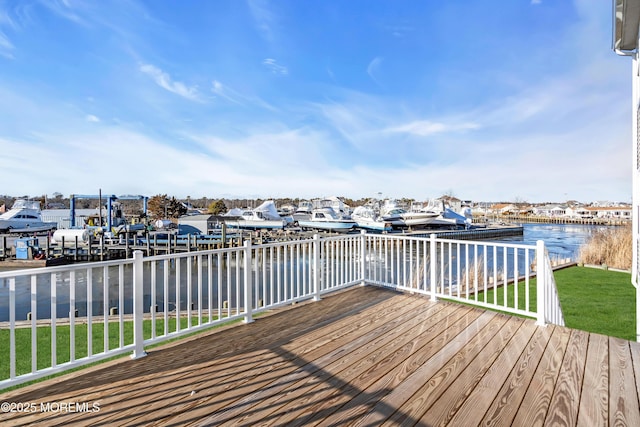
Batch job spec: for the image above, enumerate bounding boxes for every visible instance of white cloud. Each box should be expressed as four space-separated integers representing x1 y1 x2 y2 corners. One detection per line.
85 114 100 122
248 0 277 43
367 57 383 86
0 31 14 59
263 58 288 75
40 0 88 26
387 120 480 137
211 80 244 105
139 63 200 101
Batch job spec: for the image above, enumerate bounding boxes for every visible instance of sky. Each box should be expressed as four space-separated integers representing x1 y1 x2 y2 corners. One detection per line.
0 0 633 203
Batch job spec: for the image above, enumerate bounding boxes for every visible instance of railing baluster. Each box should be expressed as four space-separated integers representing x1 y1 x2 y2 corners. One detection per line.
163 259 169 336
87 267 93 357
176 259 181 333
70 270 76 362
103 266 109 353
9 277 16 379
31 275 37 373
151 261 157 339
51 272 57 368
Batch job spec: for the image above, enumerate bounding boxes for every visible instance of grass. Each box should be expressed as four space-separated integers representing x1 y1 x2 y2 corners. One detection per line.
0 316 224 382
553 266 635 341
467 265 635 341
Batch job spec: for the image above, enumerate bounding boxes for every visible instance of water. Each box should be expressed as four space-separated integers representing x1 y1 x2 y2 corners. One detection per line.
490 223 604 260
0 224 607 322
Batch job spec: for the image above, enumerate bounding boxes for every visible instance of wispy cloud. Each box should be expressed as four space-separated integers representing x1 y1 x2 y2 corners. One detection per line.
211 80 278 111
385 24 414 38
85 114 100 123
0 31 13 59
262 58 288 75
387 120 480 136
367 57 383 86
139 63 200 101
211 80 244 105
40 0 89 26
0 9 17 59
248 0 277 43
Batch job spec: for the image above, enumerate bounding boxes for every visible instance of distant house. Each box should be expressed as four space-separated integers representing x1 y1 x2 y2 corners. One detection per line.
564 206 593 219
533 204 566 217
437 195 463 211
587 206 632 220
490 203 517 215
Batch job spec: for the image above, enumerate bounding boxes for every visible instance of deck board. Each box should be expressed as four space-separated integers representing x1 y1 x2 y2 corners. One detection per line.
609 337 640 426
1 285 639 427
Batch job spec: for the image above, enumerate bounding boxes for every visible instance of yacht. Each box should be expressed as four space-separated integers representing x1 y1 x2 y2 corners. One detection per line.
297 207 356 232
351 206 392 232
0 199 57 233
223 200 287 230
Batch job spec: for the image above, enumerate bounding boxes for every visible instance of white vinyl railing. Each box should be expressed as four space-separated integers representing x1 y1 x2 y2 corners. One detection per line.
0 232 561 390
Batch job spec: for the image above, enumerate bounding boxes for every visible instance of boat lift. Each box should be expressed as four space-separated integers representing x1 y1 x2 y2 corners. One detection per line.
70 194 148 231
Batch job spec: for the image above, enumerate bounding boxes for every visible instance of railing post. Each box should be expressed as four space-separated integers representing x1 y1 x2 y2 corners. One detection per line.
430 234 437 302
313 234 321 301
536 240 547 326
360 230 367 286
243 239 254 324
131 250 147 359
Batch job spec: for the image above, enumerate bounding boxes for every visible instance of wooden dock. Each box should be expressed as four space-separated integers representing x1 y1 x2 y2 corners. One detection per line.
1 285 638 426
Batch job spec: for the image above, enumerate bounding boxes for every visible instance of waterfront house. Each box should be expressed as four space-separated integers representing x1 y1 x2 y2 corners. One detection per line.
613 0 640 342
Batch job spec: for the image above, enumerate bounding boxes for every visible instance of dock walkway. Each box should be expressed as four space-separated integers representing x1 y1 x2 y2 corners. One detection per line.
1 286 639 426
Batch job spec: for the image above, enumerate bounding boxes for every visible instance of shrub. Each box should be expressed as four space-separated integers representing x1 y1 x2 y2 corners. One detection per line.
578 225 632 270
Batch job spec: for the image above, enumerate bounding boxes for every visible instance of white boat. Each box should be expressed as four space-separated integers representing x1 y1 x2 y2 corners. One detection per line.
380 200 438 229
297 207 356 232
223 200 287 230
292 200 313 223
313 196 352 218
351 206 392 232
380 199 471 229
0 199 57 233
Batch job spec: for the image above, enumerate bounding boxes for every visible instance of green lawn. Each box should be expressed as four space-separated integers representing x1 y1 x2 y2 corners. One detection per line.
470 266 635 341
0 316 222 381
553 266 635 341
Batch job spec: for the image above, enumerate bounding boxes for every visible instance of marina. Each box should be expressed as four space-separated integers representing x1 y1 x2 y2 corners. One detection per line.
0 225 527 267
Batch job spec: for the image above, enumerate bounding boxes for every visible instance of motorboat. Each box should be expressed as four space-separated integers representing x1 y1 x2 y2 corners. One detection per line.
223 200 287 230
380 200 439 229
312 196 352 218
380 199 472 229
297 207 356 232
351 206 392 232
292 200 313 223
0 199 57 233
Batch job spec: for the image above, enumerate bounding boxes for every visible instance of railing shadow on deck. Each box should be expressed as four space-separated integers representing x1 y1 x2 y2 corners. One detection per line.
1 287 432 426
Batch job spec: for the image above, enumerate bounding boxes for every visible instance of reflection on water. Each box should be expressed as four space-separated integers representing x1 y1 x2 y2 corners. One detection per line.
489 223 604 260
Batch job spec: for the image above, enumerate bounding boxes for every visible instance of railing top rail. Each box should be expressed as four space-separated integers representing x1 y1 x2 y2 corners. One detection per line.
365 233 537 250
0 257 134 279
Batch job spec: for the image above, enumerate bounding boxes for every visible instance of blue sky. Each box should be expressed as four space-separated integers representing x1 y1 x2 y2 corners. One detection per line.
0 0 632 203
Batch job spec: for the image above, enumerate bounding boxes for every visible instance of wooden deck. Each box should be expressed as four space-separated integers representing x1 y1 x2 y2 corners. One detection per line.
1 285 639 426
